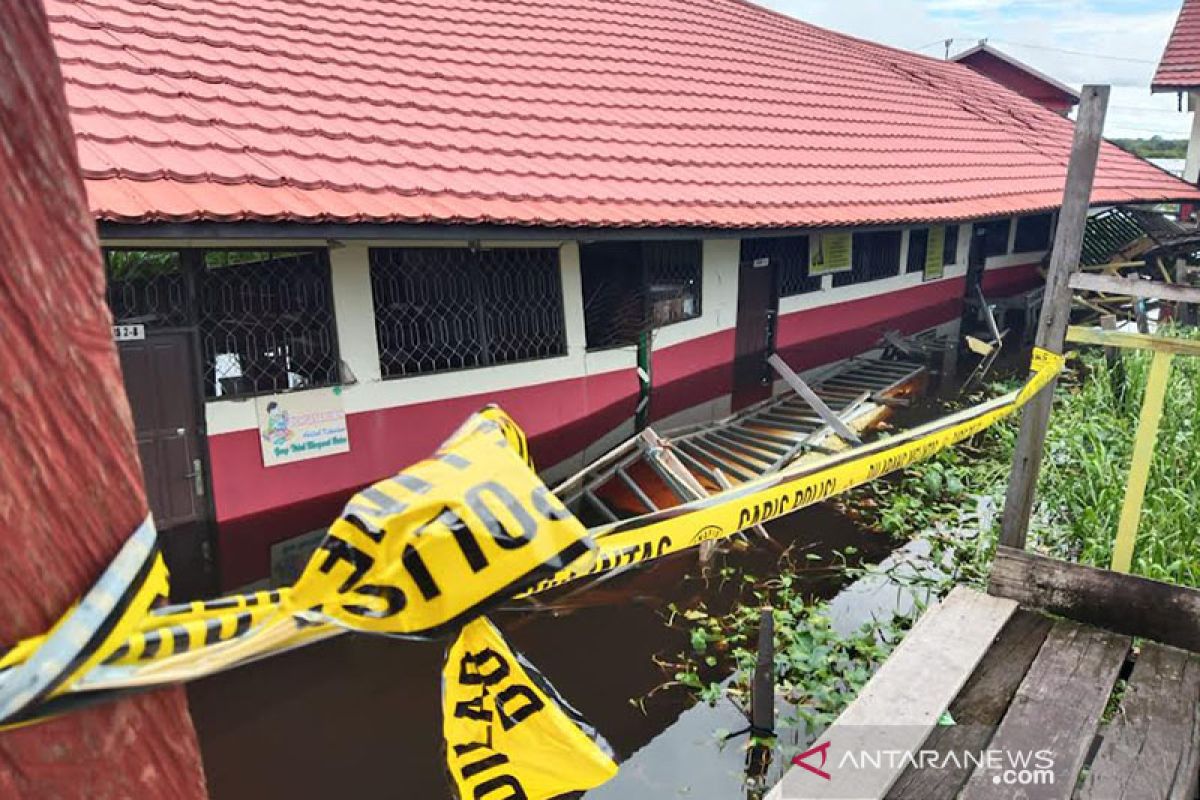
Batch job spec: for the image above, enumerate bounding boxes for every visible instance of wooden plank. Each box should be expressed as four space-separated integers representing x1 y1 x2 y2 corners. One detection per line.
766 587 1017 800
887 610 1054 799
768 353 863 444
989 547 1200 652
1112 351 1172 573
1000 85 1109 550
1069 271 1200 304
1078 643 1200 800
1079 259 1145 272
1066 326 1200 357
959 621 1130 799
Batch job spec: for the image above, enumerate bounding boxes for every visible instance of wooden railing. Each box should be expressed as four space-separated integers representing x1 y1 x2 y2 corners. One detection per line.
1063 325 1200 573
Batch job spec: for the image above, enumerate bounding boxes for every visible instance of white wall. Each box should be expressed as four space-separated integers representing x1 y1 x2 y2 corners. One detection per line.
778 223 975 316
183 239 606 437
1187 91 1200 185
106 219 1045 442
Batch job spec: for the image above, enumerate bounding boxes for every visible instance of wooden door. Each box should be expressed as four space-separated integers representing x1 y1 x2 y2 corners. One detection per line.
732 256 778 410
119 331 216 598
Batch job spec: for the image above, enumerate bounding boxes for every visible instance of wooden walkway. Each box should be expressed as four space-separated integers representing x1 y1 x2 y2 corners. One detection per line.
766 550 1200 800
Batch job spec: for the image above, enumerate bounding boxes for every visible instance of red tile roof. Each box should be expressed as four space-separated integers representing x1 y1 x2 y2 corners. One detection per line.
1155 0 1200 91
48 0 1199 230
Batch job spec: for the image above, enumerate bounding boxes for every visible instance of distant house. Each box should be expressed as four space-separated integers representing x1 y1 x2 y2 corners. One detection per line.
1155 0 1200 186
47 0 1198 593
952 43 1080 116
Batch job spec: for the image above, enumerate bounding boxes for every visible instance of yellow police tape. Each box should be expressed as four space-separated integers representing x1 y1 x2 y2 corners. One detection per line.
443 616 617 799
0 349 1064 728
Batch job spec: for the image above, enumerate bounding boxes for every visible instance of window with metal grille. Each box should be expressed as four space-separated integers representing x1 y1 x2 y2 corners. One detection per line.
943 224 960 265
199 251 340 399
580 240 702 349
833 230 903 287
741 236 819 296
645 241 702 326
370 247 566 378
978 218 1013 258
1013 213 1054 253
105 249 191 328
906 229 929 273
105 249 341 400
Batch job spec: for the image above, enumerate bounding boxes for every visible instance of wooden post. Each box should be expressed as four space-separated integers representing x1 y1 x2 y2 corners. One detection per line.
1000 85 1110 550
745 608 775 799
1111 351 1173 573
750 608 775 738
1178 258 1200 327
1100 314 1123 399
0 6 207 797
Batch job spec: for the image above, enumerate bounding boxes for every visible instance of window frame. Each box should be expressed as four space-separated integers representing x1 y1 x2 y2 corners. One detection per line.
368 245 568 380
1013 213 1055 254
580 240 703 351
978 218 1014 259
832 230 903 288
103 246 343 402
943 224 961 267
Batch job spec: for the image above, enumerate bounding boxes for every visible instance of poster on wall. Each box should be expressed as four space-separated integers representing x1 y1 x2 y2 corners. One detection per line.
256 387 350 467
924 226 946 281
809 232 853 275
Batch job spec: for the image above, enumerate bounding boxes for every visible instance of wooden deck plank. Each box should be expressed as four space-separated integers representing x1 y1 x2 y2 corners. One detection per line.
766 587 1017 800
959 620 1131 799
989 547 1200 652
1078 643 1200 800
886 610 1054 799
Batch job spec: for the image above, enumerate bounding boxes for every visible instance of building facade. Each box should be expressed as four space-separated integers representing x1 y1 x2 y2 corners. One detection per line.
951 43 1080 116
104 217 1049 590
49 0 1197 593
1155 0 1200 187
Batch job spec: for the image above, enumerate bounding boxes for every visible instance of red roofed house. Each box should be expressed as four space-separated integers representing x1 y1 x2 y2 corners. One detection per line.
952 42 1080 116
1155 0 1200 186
48 0 1199 593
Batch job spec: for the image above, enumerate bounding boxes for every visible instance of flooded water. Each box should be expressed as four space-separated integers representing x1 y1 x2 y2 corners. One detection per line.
187 504 895 800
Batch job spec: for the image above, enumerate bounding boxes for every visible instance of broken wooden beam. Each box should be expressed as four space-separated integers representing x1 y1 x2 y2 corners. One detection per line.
767 353 863 445
1069 271 1200 304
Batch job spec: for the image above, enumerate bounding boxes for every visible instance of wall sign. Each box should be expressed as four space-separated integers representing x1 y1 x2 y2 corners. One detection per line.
809 232 853 275
113 324 145 341
924 226 946 281
256 387 350 467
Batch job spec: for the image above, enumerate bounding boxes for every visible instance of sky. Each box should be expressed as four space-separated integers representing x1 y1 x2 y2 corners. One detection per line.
758 0 1192 141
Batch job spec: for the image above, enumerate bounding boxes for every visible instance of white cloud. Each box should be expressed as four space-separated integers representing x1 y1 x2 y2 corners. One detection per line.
756 0 1192 139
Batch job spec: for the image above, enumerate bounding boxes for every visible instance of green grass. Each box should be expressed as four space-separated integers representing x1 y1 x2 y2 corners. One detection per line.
848 328 1200 588
1035 336 1200 585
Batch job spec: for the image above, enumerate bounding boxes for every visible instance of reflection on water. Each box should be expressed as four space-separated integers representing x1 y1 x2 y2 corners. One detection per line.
188 505 893 800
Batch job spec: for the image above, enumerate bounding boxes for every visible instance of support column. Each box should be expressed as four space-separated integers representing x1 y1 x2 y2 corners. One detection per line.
1000 85 1110 549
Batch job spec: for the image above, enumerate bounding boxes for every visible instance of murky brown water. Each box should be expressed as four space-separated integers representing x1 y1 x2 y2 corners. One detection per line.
187 504 893 800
